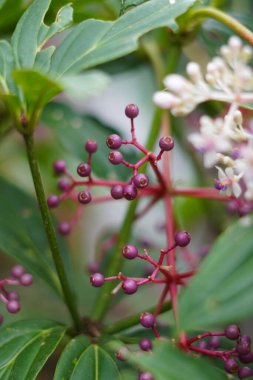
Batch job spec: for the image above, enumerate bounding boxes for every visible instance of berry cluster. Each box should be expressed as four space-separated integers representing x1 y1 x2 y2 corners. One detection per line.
0 265 33 322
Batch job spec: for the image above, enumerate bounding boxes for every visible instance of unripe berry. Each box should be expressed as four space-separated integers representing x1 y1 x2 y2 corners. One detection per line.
8 291 19 301
11 265 25 279
58 222 71 236
122 279 138 294
139 338 152 351
53 160 66 175
108 151 123 165
140 312 155 328
90 273 105 287
20 273 33 286
133 174 149 189
174 231 191 247
239 352 253 364
225 324 240 340
197 341 208 349
77 163 91 177
78 190 92 204
123 184 137 201
111 185 124 200
47 195 60 208
238 367 253 379
237 336 251 355
85 139 98 154
115 346 130 361
7 300 20 314
139 372 154 380
57 178 71 192
106 134 122 150
159 136 174 151
224 358 239 374
122 244 138 260
208 336 220 349
125 104 139 119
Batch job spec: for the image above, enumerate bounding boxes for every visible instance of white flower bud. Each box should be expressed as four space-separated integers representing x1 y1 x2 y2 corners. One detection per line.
163 74 191 94
152 91 179 109
220 45 231 60
233 110 243 125
228 36 242 51
186 62 202 82
242 46 253 62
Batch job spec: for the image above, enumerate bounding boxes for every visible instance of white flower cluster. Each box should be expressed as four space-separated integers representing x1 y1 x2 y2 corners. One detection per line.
153 36 253 200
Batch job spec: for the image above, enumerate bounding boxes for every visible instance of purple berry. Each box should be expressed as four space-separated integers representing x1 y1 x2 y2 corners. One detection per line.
224 358 239 374
85 139 98 154
133 174 149 189
122 279 138 294
11 265 25 279
237 336 251 356
20 273 33 286
139 372 154 380
111 185 124 200
238 367 253 379
227 199 239 214
77 163 91 177
108 151 123 165
53 160 66 175
57 178 71 192
140 312 155 328
8 291 19 301
225 324 240 340
7 300 20 314
58 222 71 236
87 262 100 274
123 184 137 201
125 104 139 119
47 194 60 208
122 244 138 260
239 352 253 364
197 341 208 349
78 190 92 204
174 231 191 247
106 134 122 150
208 336 220 349
0 314 3 324
139 338 152 351
159 136 174 151
90 273 104 287
115 346 130 361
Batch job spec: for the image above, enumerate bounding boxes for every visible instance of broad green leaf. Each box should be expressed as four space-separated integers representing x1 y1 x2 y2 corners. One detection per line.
0 176 72 296
50 0 196 76
0 0 5 9
130 341 226 380
123 0 147 9
0 320 66 380
178 216 253 331
54 341 121 380
239 102 253 110
34 46 56 73
0 40 16 93
11 0 51 68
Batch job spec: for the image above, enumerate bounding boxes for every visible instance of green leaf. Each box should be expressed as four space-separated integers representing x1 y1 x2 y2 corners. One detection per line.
130 341 226 380
178 216 253 331
239 102 253 110
0 176 71 296
0 0 5 9
11 0 52 68
0 40 16 93
50 0 196 75
0 320 66 380
54 340 121 380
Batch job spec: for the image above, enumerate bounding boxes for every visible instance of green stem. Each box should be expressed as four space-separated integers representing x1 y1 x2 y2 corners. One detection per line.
188 7 253 45
23 133 81 331
103 301 172 335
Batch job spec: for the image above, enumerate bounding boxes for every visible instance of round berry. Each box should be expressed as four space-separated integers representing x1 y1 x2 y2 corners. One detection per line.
237 336 251 355
77 163 91 177
139 372 154 380
227 200 239 214
239 352 253 364
106 134 122 150
78 190 92 204
224 358 239 374
159 136 174 151
122 244 138 260
140 312 155 328
57 178 71 192
123 184 137 201
115 346 130 361
209 336 220 349
20 273 33 286
197 341 208 349
108 151 123 165
122 279 138 294
238 367 253 379
8 291 19 301
11 265 25 279
174 231 191 247
58 222 71 236
139 338 152 351
7 300 20 314
85 139 98 154
90 273 104 287
133 174 149 189
111 185 124 200
53 160 66 175
47 194 60 208
225 324 240 340
125 104 139 119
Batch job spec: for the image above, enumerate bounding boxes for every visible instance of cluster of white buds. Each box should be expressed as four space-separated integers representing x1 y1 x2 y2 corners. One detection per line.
153 36 253 116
